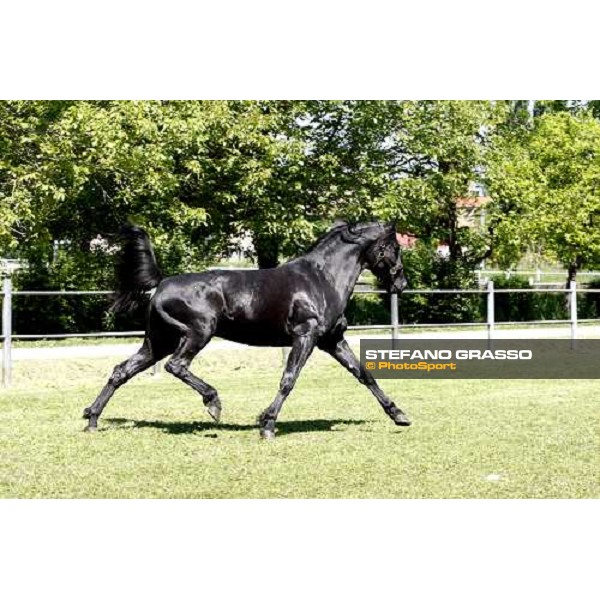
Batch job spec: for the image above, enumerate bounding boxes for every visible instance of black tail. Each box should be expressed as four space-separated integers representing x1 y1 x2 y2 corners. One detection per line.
110 224 163 314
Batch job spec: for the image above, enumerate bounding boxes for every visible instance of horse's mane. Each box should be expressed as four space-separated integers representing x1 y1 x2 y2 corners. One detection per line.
304 221 390 255
304 223 350 254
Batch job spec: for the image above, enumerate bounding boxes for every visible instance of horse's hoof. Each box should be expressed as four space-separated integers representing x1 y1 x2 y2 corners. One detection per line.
393 412 411 427
206 402 221 423
84 425 97 433
260 429 276 441
82 407 92 419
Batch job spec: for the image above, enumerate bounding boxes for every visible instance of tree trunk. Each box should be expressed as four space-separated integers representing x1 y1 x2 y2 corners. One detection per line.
438 160 462 266
565 257 582 288
565 256 582 313
254 234 280 269
448 201 461 263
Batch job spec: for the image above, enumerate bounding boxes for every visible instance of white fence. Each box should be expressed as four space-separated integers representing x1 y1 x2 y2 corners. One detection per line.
477 268 600 284
2 276 599 387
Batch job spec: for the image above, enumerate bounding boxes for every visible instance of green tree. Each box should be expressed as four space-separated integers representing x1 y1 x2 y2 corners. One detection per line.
368 101 502 287
0 101 75 256
486 110 600 283
1 100 506 288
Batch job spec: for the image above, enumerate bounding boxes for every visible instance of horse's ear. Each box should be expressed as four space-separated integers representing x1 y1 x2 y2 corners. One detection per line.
341 222 365 243
343 222 389 243
349 222 376 235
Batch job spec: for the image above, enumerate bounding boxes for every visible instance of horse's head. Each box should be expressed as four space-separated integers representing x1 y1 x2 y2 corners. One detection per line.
352 223 408 292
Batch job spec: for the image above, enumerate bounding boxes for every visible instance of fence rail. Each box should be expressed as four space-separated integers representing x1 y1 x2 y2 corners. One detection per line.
2 277 599 387
478 269 600 277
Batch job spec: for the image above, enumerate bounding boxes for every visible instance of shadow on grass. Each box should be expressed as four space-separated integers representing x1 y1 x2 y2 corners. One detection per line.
104 417 368 436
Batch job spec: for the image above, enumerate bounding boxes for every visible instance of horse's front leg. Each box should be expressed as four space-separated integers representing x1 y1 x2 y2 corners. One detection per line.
258 328 317 440
320 336 411 426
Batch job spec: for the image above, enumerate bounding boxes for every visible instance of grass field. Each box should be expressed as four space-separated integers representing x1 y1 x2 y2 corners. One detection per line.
1 347 598 498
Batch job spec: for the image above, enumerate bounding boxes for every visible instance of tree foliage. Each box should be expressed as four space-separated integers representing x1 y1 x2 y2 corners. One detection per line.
486 110 600 278
1 101 502 274
3 99 600 298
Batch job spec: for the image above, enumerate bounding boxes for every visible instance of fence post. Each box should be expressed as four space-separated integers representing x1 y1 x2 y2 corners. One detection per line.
486 280 494 348
390 292 399 342
570 280 578 350
2 275 13 387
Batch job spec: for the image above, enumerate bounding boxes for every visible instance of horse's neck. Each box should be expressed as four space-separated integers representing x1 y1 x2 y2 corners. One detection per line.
304 239 365 302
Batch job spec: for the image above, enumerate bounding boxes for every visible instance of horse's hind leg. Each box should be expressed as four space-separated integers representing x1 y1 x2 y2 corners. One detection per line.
163 328 221 423
82 339 157 432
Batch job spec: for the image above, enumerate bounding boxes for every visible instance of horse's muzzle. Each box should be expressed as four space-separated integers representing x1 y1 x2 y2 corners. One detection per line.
391 277 408 294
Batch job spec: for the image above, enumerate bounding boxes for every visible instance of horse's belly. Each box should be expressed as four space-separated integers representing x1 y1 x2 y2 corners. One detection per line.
215 320 293 347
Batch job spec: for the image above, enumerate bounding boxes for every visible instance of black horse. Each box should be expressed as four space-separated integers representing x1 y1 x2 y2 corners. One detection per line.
83 221 411 438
